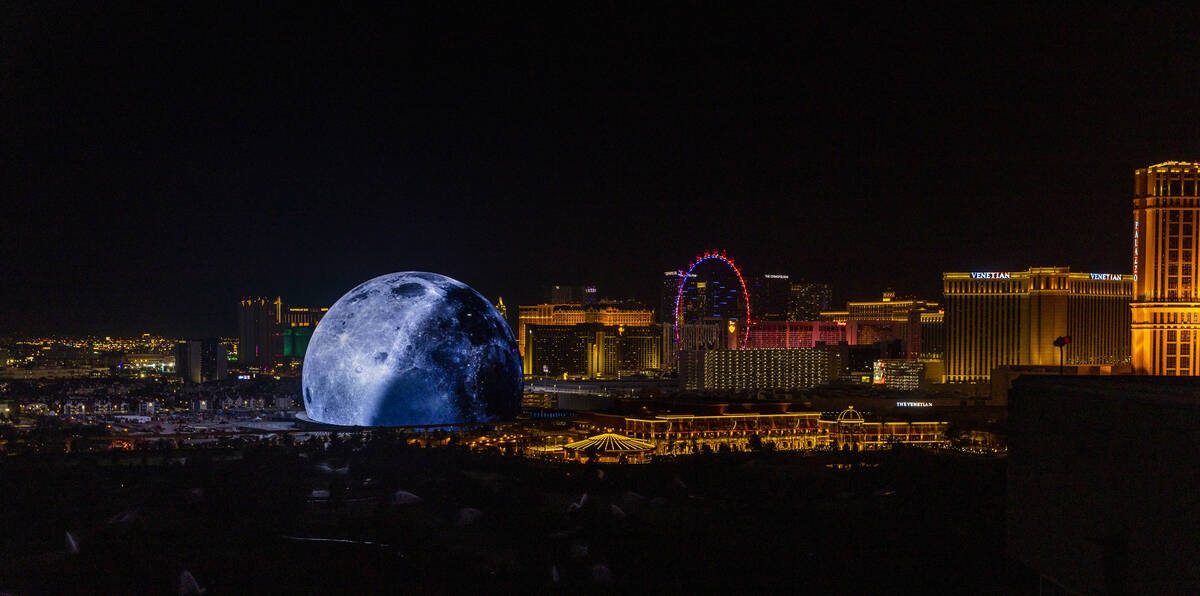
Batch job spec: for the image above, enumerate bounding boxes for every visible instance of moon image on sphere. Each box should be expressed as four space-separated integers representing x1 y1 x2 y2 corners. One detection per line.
302 272 522 426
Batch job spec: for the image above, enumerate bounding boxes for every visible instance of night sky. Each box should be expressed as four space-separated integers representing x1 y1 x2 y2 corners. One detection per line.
3 6 1197 337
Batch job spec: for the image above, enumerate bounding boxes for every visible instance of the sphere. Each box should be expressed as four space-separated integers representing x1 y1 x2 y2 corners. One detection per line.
302 272 522 426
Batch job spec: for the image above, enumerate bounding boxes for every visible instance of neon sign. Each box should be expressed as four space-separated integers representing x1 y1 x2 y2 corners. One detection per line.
1133 219 1139 280
1089 273 1123 281
763 274 789 279
971 272 1011 279
896 401 932 407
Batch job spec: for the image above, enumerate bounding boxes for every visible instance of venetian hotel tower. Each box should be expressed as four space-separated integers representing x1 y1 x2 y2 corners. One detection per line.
1132 161 1200 375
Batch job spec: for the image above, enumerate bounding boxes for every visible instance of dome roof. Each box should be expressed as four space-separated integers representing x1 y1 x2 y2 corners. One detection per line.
565 433 655 452
836 406 864 423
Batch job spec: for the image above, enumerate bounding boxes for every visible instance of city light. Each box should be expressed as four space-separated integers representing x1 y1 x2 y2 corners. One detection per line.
673 250 752 348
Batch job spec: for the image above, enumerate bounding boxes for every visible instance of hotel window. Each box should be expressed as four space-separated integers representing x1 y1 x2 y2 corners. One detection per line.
1165 330 1192 375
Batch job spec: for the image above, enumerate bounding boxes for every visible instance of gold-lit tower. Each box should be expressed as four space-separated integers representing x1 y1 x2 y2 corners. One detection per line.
1132 161 1200 375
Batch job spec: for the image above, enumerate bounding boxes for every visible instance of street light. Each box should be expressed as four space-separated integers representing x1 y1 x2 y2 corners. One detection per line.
1053 336 1071 375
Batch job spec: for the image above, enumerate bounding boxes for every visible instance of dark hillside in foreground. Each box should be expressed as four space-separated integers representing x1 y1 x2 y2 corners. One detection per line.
0 440 1013 594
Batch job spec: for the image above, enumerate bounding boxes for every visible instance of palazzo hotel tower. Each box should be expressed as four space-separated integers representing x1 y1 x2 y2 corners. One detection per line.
1131 161 1200 375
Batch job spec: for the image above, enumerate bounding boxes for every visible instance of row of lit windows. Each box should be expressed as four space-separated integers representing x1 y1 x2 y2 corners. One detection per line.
1164 329 1193 375
1143 197 1200 209
1147 178 1200 197
1159 210 1196 300
1149 311 1200 324
1069 281 1134 296
944 277 1128 295
945 281 1025 294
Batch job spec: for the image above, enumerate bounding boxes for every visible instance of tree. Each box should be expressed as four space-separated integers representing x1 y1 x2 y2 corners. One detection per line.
747 434 764 452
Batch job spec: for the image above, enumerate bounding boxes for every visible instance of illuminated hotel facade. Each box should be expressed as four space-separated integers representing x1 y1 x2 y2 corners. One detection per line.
238 297 282 367
943 268 1132 382
787 282 831 321
680 346 843 391
522 322 662 378
1131 161 1200 375
517 304 653 372
591 407 948 453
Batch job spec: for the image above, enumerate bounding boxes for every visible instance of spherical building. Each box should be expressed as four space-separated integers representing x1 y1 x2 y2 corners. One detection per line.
302 272 522 426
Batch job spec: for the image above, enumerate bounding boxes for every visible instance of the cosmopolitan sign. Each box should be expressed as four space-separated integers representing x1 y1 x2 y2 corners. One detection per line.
1089 273 1123 281
971 272 1011 279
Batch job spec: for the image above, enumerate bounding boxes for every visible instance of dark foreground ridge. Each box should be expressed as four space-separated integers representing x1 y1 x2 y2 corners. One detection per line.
0 438 1011 594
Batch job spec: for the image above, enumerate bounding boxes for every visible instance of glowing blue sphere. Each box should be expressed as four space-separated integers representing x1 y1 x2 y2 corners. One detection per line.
301 272 522 426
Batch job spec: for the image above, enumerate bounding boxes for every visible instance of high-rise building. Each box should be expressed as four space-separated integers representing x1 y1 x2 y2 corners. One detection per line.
238 297 281 368
666 262 745 326
175 339 228 383
524 325 590 377
685 347 843 391
944 267 1132 382
777 291 941 360
693 277 742 323
788 282 832 321
1131 161 1200 375
280 306 327 359
918 310 945 360
748 274 791 321
611 325 662 373
845 293 943 360
660 270 698 323
280 307 326 327
847 291 938 321
871 359 926 390
677 349 706 390
517 304 655 374
523 323 663 378
239 298 330 366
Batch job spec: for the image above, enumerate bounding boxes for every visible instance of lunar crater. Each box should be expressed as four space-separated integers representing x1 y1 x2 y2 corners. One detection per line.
301 271 521 426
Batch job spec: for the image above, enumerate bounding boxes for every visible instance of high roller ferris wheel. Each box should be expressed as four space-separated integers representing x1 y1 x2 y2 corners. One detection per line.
672 250 751 349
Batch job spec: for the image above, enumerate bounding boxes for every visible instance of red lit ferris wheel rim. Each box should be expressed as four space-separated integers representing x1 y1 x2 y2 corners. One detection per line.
672 250 751 349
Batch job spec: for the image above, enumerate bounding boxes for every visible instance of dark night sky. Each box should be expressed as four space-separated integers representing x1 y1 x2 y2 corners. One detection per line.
3 5 1198 337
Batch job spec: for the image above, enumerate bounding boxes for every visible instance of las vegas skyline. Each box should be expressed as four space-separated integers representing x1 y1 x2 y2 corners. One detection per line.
3 6 1196 337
